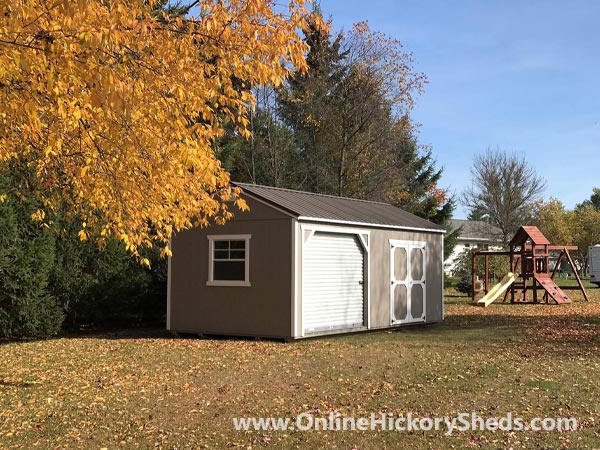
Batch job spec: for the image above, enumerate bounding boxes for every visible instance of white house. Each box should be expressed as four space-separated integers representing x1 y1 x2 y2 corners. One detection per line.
445 219 503 275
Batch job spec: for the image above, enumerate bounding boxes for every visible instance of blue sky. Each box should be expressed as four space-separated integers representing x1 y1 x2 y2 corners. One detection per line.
319 0 600 217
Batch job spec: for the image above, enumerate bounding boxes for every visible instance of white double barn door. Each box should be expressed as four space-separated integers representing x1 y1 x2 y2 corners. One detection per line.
390 240 426 324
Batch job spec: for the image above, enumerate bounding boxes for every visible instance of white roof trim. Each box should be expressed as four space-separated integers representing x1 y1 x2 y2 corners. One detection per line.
298 216 446 234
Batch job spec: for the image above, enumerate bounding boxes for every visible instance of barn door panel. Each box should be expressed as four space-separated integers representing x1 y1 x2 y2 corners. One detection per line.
393 284 408 322
390 241 426 324
391 245 408 321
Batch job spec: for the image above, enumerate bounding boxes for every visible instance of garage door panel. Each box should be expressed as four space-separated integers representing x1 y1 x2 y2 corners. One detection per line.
303 232 365 333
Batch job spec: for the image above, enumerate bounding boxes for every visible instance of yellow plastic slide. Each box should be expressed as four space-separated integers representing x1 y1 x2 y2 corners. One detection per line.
476 272 517 307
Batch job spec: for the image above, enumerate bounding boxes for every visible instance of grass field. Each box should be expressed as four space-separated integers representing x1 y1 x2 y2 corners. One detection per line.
1 290 599 449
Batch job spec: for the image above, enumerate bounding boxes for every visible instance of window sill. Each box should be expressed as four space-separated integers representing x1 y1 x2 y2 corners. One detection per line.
206 280 251 287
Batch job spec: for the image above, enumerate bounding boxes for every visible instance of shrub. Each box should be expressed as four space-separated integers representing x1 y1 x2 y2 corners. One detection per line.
59 239 167 328
0 166 167 338
0 170 63 338
456 273 472 294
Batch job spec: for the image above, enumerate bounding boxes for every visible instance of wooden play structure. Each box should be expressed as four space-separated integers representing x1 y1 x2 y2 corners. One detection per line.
472 226 590 307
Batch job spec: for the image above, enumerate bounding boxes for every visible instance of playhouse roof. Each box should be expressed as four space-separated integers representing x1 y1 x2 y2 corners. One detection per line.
236 183 445 233
509 226 550 246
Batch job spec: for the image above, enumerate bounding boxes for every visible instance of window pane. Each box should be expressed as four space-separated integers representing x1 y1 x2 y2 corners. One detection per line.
229 250 245 260
214 241 229 250
214 261 245 281
229 240 246 250
214 249 229 260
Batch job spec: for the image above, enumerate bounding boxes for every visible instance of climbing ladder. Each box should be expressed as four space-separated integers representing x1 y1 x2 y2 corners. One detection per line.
533 274 572 304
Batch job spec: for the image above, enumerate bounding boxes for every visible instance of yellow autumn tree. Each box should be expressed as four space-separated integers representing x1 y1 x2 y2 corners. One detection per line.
0 0 310 260
533 198 576 245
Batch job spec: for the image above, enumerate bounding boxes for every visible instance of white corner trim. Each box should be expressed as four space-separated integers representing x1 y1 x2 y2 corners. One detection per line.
366 239 371 329
441 233 445 321
292 219 299 338
303 228 316 244
358 234 370 252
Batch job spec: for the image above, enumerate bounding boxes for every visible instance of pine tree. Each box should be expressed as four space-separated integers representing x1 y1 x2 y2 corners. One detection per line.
277 12 347 194
220 13 459 259
384 129 458 258
0 166 63 338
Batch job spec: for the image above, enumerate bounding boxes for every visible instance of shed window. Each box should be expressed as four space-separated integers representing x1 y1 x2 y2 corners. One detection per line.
207 235 251 287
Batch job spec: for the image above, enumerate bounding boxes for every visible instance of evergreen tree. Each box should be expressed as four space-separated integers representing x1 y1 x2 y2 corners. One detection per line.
0 166 63 338
221 86 301 188
0 163 167 338
467 205 491 222
576 187 600 211
277 12 347 193
220 13 459 259
384 129 458 258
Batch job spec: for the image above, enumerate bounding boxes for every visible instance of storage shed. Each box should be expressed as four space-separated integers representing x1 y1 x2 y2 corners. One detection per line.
168 183 445 339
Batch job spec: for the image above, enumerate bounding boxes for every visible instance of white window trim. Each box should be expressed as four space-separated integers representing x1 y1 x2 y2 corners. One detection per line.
206 234 251 287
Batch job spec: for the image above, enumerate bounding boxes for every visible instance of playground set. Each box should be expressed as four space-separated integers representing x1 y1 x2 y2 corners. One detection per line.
472 226 590 307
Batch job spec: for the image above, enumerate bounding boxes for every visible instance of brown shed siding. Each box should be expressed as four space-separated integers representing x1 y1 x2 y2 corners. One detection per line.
368 228 444 328
168 197 294 339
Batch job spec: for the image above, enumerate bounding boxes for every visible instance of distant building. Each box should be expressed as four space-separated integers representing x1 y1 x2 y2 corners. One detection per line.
445 219 504 275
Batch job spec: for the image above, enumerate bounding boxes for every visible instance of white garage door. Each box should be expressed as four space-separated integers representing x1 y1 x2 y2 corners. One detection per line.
303 232 365 333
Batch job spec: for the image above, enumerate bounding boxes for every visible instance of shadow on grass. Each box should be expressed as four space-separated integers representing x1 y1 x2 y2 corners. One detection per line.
0 326 174 347
0 379 38 388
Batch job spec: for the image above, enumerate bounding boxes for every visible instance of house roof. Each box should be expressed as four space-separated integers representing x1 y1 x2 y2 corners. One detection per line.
235 183 445 233
509 226 550 246
450 219 503 242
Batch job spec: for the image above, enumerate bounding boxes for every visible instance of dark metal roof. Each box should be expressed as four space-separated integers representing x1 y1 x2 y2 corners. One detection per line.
235 183 445 232
450 219 503 242
510 226 550 246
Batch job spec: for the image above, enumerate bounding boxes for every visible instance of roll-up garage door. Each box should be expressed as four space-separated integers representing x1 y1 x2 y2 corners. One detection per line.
303 232 364 333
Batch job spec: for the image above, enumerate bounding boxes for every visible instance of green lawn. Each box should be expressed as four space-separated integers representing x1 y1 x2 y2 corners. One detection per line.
554 276 597 288
1 291 599 449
